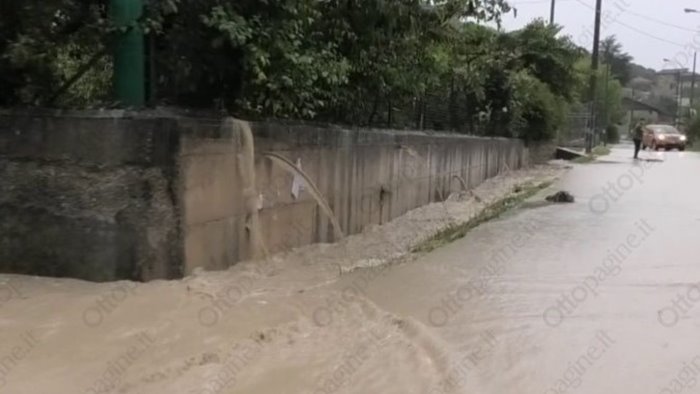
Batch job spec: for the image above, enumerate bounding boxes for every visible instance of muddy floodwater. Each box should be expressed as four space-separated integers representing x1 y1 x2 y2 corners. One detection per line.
2 146 700 394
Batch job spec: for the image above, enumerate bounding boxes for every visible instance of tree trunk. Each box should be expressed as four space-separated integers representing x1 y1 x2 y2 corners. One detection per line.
464 89 474 134
415 95 425 130
367 93 380 126
387 97 393 128
449 74 457 130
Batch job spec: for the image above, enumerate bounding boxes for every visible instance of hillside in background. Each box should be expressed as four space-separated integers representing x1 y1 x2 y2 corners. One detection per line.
629 62 657 82
623 61 690 121
626 62 657 94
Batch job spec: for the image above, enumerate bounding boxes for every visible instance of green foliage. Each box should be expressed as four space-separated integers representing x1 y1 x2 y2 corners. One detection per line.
200 2 351 117
597 68 624 126
0 1 619 145
511 71 566 141
601 35 632 85
592 145 611 156
606 125 620 144
0 1 111 106
413 180 552 253
573 56 626 129
686 114 700 144
509 20 580 100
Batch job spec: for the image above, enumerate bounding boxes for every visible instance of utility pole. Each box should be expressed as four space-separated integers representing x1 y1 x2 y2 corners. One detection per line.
110 0 145 107
677 70 682 128
682 8 699 121
550 0 556 25
691 52 697 109
586 0 603 153
603 63 610 145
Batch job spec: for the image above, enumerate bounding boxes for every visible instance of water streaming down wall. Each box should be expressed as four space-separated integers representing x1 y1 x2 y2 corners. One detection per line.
0 110 528 281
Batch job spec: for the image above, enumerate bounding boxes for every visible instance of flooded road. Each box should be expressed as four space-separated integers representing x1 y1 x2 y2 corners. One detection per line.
3 146 700 394
346 144 700 394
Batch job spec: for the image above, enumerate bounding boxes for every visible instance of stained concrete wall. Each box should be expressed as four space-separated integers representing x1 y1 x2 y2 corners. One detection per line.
0 111 182 281
527 140 558 164
0 110 528 281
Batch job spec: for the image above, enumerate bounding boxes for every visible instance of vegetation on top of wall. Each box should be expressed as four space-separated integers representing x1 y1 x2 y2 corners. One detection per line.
1 1 629 143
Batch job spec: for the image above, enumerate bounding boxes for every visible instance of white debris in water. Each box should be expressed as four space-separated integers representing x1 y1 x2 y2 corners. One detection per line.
340 258 387 274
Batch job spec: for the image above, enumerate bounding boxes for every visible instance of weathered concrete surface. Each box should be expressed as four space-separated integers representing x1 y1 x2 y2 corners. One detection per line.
0 112 182 281
525 140 558 164
1 110 528 281
555 146 587 160
186 121 528 275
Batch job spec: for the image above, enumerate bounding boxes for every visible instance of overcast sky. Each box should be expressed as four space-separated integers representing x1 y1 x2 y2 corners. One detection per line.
499 0 700 71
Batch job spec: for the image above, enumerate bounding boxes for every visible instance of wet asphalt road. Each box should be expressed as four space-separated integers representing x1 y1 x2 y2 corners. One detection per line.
356 143 700 394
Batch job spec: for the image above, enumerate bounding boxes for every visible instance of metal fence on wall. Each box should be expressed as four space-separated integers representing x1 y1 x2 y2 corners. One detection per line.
557 111 593 149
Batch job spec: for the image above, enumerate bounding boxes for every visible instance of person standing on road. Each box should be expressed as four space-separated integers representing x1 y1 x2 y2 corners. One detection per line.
631 119 645 159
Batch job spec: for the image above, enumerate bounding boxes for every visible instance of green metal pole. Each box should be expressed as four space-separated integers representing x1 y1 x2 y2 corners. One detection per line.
586 0 602 153
111 0 145 107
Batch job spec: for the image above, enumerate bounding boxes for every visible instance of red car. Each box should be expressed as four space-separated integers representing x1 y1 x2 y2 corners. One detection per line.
642 124 687 151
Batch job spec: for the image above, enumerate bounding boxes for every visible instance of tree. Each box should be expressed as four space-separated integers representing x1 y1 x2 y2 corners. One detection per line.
573 56 625 125
597 69 624 127
0 1 111 106
1 1 628 145
510 70 566 142
1 0 517 112
508 20 580 100
601 35 633 85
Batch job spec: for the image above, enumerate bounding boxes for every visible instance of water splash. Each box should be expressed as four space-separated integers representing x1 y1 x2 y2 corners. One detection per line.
451 175 468 191
226 117 269 260
263 152 345 241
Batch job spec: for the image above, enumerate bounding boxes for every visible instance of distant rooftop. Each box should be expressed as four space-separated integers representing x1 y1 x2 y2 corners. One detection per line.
657 68 689 75
653 69 700 82
621 97 672 117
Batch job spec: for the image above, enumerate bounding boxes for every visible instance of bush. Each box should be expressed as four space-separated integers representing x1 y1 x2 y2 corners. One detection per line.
512 71 566 142
605 125 620 144
687 116 700 145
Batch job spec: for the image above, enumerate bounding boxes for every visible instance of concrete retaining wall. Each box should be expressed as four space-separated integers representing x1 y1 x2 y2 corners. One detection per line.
526 140 558 164
0 110 528 281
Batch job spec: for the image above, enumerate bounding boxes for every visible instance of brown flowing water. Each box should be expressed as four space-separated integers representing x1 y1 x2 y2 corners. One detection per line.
0 161 565 394
8 145 699 394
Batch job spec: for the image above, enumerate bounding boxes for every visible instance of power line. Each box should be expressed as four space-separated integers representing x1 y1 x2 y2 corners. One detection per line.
514 0 696 34
623 9 698 33
509 0 550 4
612 19 686 48
510 0 574 5
568 0 695 32
571 0 686 48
